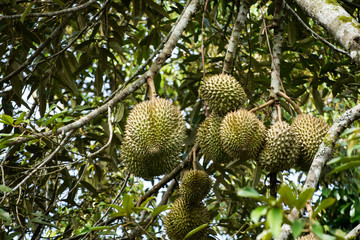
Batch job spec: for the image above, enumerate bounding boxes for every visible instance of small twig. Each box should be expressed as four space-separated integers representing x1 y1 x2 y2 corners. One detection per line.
0 0 96 20
201 0 210 114
146 76 157 100
12 130 75 191
306 200 313 220
249 99 276 113
88 106 113 158
284 2 350 57
277 91 302 115
0 16 70 84
136 144 199 207
192 149 197 170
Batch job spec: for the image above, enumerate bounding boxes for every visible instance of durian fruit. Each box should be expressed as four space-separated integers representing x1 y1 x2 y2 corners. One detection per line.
296 233 318 240
120 98 186 178
179 170 212 203
291 114 329 170
199 74 247 115
196 113 232 163
164 198 210 240
257 121 299 172
220 109 266 160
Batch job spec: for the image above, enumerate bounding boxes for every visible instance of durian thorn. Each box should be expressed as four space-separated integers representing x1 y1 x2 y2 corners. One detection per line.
249 99 276 113
276 104 282 122
146 75 157 100
277 91 302 115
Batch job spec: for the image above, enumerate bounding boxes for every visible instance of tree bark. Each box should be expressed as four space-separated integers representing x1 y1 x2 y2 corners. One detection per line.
294 0 360 64
278 103 360 240
222 0 251 74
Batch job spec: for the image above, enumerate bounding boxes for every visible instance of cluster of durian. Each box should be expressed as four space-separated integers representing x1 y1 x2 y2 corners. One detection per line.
165 169 212 240
120 98 186 178
197 74 329 172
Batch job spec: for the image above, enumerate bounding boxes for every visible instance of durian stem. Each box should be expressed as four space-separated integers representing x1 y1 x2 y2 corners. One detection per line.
276 104 282 122
192 149 197 170
249 99 275 113
146 76 157 100
277 91 302 115
269 172 277 197
306 200 313 220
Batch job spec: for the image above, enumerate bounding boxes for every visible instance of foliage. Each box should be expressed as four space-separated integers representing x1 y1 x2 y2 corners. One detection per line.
0 0 360 239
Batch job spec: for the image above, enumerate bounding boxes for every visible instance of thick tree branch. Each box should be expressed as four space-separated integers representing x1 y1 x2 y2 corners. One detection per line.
0 0 96 21
279 103 360 239
345 223 360 239
284 2 350 57
222 0 251 74
7 0 201 146
293 0 360 64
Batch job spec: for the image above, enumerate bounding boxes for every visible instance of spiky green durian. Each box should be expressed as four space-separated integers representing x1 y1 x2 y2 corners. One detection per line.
164 198 210 240
291 114 329 170
196 114 232 163
220 109 266 160
296 233 318 240
120 98 186 178
257 121 299 172
199 74 247 115
180 170 212 203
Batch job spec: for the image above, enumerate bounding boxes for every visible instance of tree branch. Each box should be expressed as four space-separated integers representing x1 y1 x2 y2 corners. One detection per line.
0 0 96 21
279 103 360 239
0 16 70 84
136 144 198 207
345 223 360 239
292 0 360 64
249 99 275 113
284 2 350 57
277 91 302 115
270 0 285 122
7 0 201 146
222 0 251 74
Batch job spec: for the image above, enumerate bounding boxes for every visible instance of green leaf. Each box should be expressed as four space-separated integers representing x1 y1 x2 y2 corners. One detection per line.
80 181 98 195
52 0 65 7
312 198 336 218
267 207 283 239
139 196 156 208
14 112 26 125
311 221 324 237
151 205 169 218
278 185 296 208
0 115 14 126
89 226 114 232
114 103 125 122
237 187 260 198
183 224 208 240
295 188 315 210
329 161 360 175
0 185 13 193
0 208 12 223
20 3 33 23
292 219 306 239
122 194 134 215
327 155 360 165
107 204 124 213
251 206 268 224
312 88 324 115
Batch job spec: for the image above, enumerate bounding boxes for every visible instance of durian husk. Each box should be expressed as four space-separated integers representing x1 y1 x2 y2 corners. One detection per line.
258 121 299 172
180 169 212 203
291 114 329 170
196 113 232 164
199 74 247 115
120 98 186 178
164 198 210 240
220 109 266 160
296 233 319 240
